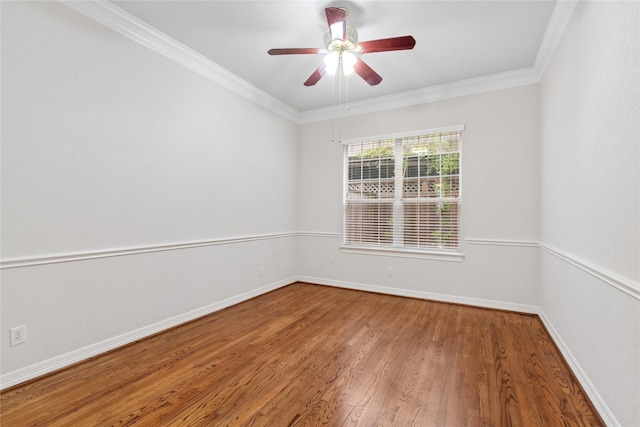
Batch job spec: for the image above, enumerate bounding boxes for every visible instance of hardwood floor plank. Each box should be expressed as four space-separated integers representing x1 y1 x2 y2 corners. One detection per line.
1 283 604 426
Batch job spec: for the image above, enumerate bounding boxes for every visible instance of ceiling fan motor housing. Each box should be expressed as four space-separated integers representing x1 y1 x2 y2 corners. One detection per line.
325 26 360 53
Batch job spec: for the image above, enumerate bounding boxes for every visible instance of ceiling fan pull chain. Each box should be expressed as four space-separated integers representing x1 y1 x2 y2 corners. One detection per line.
345 74 350 111
337 73 343 143
331 72 337 143
338 64 343 109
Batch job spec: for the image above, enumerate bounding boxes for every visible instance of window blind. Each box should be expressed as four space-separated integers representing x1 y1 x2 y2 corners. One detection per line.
344 130 462 253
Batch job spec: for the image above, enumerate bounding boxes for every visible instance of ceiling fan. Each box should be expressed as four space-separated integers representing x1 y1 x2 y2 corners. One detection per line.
268 7 416 87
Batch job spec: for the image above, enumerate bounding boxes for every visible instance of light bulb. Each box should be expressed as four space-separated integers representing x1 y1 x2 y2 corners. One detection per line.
324 51 339 75
341 51 357 75
329 22 343 41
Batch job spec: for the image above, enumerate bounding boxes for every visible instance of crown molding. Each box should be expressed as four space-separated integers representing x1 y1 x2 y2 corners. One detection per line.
534 0 579 77
298 0 578 123
60 0 300 123
60 0 576 125
297 67 541 123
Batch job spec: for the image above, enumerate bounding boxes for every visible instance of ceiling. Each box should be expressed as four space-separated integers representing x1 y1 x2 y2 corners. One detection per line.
110 1 557 114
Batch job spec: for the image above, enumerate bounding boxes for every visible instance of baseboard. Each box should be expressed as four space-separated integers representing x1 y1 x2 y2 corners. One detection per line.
1 276 618 426
536 310 619 426
298 276 617 425
296 276 539 314
0 277 296 390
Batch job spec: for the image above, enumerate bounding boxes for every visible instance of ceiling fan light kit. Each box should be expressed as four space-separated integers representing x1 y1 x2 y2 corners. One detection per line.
268 7 416 86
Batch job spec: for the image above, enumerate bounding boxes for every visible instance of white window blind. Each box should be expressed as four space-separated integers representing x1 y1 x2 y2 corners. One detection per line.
344 129 462 253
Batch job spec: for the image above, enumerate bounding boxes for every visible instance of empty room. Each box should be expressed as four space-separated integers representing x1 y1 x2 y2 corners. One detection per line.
1 1 638 425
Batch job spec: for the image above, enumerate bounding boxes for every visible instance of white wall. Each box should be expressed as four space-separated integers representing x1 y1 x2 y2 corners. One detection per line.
2 2 638 425
539 1 640 425
297 85 540 310
1 1 297 383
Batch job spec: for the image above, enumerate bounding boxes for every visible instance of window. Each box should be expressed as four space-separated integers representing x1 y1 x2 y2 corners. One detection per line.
343 127 462 258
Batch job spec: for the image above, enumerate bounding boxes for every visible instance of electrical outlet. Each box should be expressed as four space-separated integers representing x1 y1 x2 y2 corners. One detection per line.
259 266 264 276
10 325 27 346
329 256 334 265
388 267 394 277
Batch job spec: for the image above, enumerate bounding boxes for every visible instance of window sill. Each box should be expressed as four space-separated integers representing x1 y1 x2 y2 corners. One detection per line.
340 245 465 262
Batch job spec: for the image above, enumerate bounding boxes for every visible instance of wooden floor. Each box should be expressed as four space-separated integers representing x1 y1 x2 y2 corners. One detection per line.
1 283 603 426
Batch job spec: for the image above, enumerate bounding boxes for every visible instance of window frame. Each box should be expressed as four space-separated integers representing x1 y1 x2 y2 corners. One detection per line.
341 125 465 262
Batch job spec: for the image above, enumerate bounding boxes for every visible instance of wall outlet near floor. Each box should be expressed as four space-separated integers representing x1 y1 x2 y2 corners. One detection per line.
259 266 264 276
329 256 334 265
10 325 27 346
388 267 394 277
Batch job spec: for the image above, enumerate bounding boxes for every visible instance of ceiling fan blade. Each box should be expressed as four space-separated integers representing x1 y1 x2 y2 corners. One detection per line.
268 48 322 55
359 36 416 53
354 58 382 86
304 63 327 86
325 7 347 41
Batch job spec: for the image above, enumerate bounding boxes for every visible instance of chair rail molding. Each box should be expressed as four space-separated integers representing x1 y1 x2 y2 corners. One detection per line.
539 243 640 300
0 232 298 270
465 238 539 247
465 238 639 300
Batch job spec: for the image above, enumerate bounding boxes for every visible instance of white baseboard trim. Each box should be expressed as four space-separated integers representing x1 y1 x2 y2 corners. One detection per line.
0 277 296 390
298 275 616 425
296 276 539 314
1 276 617 425
536 309 619 427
